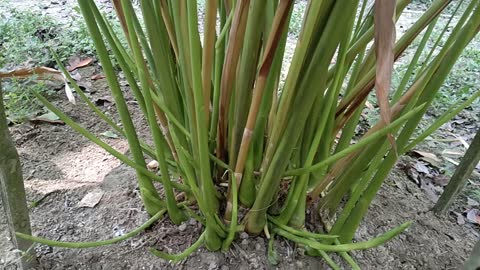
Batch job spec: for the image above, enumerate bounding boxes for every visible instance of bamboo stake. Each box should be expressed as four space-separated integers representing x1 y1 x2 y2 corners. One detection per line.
434 129 480 215
0 82 36 269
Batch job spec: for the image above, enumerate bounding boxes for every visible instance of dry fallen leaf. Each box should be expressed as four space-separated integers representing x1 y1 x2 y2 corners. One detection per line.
466 209 480 225
412 150 442 167
91 74 106 80
0 66 76 104
31 111 64 125
414 161 430 174
67 57 93 72
444 157 459 166
0 66 63 80
77 189 104 208
62 73 76 104
456 135 470 150
442 149 464 156
467 198 480 207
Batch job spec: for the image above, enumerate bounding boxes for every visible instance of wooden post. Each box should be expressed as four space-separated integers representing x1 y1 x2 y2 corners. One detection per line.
0 82 36 269
434 128 480 215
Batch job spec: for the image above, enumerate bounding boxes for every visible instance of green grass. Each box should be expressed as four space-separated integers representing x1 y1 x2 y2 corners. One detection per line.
0 9 94 68
0 8 94 123
2 78 56 123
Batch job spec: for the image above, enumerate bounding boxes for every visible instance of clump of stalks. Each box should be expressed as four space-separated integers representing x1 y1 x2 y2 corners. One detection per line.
17 0 480 267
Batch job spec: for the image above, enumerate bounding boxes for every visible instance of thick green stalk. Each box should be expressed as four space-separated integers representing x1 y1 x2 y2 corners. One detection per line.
245 0 356 233
340 7 480 240
186 0 223 251
279 0 357 226
285 104 425 176
261 0 326 174
229 0 266 167
79 0 163 215
404 89 480 151
0 82 36 268
434 129 480 215
125 0 186 224
392 17 438 102
420 0 470 71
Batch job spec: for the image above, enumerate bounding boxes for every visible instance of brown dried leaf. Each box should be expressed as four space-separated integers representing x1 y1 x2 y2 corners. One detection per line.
67 57 93 72
91 74 106 80
374 0 396 150
0 66 63 81
0 66 76 104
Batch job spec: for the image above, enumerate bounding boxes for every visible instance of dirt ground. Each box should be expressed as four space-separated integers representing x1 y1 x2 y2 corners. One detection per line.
1 0 480 269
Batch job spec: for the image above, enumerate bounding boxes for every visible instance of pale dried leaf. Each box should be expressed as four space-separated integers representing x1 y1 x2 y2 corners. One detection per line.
412 150 442 167
456 135 470 149
63 73 76 104
77 189 104 208
444 157 459 166
31 111 64 125
466 209 480 225
414 161 430 174
442 149 464 156
413 150 442 162
467 198 480 207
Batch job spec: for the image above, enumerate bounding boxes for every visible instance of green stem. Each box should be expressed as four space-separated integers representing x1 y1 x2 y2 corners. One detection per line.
149 231 205 262
285 104 426 176
273 221 412 252
16 210 166 248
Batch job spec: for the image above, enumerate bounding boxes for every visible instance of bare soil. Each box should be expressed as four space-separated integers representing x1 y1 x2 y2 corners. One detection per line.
1 0 480 269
